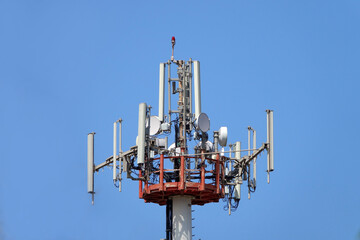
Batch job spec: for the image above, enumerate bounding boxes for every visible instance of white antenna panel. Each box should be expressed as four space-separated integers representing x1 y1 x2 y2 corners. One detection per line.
193 61 201 118
147 116 161 136
137 103 147 164
158 63 165 122
218 127 228 147
87 133 95 193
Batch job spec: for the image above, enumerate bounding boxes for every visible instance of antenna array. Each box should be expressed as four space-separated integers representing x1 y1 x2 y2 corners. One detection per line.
87 37 275 240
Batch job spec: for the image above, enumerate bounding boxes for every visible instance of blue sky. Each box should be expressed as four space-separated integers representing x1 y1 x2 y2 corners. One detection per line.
0 1 359 239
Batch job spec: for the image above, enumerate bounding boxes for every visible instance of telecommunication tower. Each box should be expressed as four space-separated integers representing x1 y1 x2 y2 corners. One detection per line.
87 37 275 240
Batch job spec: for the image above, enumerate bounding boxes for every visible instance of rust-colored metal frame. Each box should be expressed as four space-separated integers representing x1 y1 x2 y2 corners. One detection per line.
139 153 225 206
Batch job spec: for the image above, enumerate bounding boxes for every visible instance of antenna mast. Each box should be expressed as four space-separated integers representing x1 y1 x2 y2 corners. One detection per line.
87 37 276 240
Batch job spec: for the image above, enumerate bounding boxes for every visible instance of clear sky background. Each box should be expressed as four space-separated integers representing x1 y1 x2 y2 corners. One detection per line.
0 1 359 240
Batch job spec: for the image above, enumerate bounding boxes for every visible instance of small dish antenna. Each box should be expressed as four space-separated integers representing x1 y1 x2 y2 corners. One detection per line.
194 113 210 132
147 116 161 136
218 127 228 147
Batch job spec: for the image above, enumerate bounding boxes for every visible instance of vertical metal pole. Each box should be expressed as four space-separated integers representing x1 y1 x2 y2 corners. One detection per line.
160 154 164 191
113 122 117 181
166 199 173 240
139 170 143 199
200 149 205 191
215 153 220 194
179 150 185 190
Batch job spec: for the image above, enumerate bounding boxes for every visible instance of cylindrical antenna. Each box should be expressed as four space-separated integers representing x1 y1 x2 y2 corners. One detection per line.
159 63 165 122
234 181 241 200
266 110 274 183
193 61 201 118
118 119 123 192
113 121 117 181
234 141 241 200
247 127 252 199
189 58 193 118
87 133 95 204
119 119 122 153
137 103 147 164
253 129 257 185
213 131 219 152
235 141 241 161
229 144 232 172
248 127 251 156
123 156 128 173
167 61 171 122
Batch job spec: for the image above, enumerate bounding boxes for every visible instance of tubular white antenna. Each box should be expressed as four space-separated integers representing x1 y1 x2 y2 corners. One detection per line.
235 141 241 162
234 141 241 200
229 144 232 173
167 60 171 122
189 58 193 117
137 103 147 164
234 181 241 200
118 119 123 192
113 121 117 181
158 63 165 122
247 127 251 199
119 119 122 153
247 126 254 199
253 129 257 185
164 136 168 150
218 127 228 147
87 132 95 204
193 61 201 118
266 110 274 183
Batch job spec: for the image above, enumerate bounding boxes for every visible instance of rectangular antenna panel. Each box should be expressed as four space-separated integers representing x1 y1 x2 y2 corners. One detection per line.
113 122 117 180
267 110 274 172
137 103 147 164
253 130 257 183
158 63 165 122
234 182 241 200
87 133 95 193
193 61 201 118
235 141 241 161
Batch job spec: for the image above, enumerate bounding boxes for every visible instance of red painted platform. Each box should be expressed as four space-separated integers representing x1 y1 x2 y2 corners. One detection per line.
138 153 225 206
